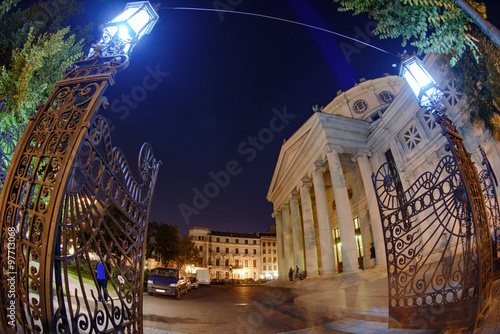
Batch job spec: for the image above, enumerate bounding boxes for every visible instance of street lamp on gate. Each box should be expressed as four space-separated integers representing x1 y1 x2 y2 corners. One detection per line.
91 1 159 57
398 52 493 329
0 2 161 333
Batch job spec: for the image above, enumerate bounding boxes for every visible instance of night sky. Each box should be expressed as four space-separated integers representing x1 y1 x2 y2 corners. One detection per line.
40 0 500 236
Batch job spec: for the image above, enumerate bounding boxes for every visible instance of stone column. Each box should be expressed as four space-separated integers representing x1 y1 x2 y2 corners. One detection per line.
311 160 336 275
327 144 360 273
274 209 286 279
290 190 305 272
282 201 293 272
352 149 386 267
300 177 319 276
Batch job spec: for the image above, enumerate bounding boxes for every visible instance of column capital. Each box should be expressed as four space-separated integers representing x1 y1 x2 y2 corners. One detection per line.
326 144 344 155
314 160 326 173
351 149 372 162
301 176 312 189
291 189 300 202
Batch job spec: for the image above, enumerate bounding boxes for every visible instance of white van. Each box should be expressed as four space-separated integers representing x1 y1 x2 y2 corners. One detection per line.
196 269 211 286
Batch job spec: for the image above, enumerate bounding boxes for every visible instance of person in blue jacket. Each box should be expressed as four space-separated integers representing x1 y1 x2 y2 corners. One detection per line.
96 257 110 302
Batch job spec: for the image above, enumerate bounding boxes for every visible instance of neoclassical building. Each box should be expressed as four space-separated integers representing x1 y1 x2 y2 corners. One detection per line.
267 54 500 279
189 227 278 280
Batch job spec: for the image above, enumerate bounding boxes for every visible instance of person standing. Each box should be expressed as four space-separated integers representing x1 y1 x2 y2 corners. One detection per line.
295 265 300 279
288 267 293 281
96 257 109 302
370 243 376 268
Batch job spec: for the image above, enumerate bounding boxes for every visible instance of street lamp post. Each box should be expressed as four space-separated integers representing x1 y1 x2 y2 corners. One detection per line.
0 2 160 333
373 53 495 330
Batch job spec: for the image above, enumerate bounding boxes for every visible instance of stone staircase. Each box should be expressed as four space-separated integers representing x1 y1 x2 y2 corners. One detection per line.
267 266 388 292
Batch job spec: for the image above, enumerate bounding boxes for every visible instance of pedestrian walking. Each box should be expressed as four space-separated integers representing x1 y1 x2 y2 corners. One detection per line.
295 265 299 279
288 267 293 281
96 256 110 302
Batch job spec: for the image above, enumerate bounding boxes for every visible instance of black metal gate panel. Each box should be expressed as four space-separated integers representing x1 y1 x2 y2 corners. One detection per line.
53 115 159 333
478 154 500 268
373 155 492 329
0 54 160 333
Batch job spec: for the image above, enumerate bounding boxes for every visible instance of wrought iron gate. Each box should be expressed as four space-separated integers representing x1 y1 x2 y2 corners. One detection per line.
0 52 160 333
373 145 497 330
478 146 500 270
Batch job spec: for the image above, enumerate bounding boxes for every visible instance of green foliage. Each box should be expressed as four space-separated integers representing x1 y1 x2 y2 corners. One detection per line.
0 0 21 18
444 28 500 136
0 0 93 134
174 234 200 269
333 0 487 65
146 223 199 269
153 223 182 266
0 27 83 129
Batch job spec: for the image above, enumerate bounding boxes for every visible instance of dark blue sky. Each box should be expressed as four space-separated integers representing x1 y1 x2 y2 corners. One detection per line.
59 0 500 236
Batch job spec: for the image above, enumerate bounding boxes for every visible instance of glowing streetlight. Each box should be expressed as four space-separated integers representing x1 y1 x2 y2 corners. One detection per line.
91 1 160 56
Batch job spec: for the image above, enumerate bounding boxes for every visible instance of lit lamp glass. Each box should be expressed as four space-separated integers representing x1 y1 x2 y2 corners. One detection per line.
100 1 159 54
400 55 441 107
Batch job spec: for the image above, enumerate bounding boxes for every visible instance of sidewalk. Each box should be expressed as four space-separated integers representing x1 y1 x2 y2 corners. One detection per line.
267 267 500 333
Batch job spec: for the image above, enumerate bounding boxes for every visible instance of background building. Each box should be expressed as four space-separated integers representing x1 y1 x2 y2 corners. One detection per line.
189 227 278 281
267 54 500 279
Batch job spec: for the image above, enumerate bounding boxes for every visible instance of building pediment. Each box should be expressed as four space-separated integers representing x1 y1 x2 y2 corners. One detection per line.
267 112 370 207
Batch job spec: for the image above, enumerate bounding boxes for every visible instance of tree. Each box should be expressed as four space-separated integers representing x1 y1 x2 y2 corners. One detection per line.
174 234 200 269
0 0 93 131
153 223 181 267
145 221 159 259
443 27 500 136
333 0 494 66
334 0 500 137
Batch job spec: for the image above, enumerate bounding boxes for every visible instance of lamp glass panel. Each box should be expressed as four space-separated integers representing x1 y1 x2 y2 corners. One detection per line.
402 68 422 99
127 10 151 38
111 8 137 24
407 61 434 88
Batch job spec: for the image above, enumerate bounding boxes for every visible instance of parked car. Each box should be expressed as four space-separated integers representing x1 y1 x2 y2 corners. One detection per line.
147 268 188 299
189 276 199 289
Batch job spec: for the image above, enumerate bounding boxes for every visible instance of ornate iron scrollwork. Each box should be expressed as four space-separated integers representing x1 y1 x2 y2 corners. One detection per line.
373 113 493 330
0 48 160 332
374 157 480 329
478 146 500 270
54 115 159 333
0 118 25 192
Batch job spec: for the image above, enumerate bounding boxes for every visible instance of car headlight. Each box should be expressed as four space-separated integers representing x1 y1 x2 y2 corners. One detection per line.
170 283 177 287
147 280 153 284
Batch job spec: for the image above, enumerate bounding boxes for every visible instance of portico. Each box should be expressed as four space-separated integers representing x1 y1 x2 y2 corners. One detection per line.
267 75 403 277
